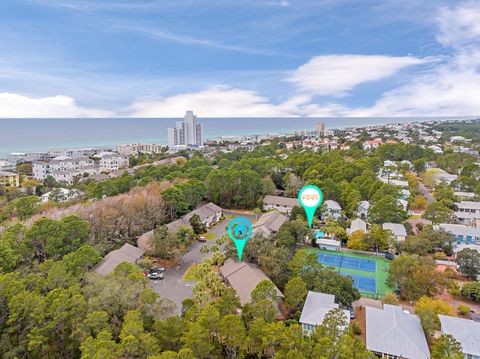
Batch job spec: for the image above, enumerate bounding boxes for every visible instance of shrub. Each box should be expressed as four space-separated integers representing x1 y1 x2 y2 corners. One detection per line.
461 281 480 302
351 322 362 335
383 291 399 305
434 252 446 260
457 304 470 316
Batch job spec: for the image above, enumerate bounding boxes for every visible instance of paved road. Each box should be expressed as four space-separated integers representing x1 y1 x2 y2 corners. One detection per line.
149 211 257 314
417 180 435 204
148 217 231 313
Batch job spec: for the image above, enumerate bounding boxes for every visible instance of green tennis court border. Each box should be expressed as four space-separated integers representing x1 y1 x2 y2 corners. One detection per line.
300 248 394 298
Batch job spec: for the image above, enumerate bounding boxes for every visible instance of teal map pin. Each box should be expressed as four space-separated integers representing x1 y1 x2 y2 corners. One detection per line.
227 218 253 261
298 185 323 228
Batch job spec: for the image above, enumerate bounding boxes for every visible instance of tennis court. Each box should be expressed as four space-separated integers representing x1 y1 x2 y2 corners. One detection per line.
317 251 376 273
300 248 394 298
340 272 376 293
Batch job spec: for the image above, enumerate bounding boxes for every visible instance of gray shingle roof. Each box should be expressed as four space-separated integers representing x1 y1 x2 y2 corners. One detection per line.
263 195 300 207
438 223 480 237
440 315 480 357
325 200 342 210
366 305 430 359
94 243 144 276
299 291 349 326
253 210 288 236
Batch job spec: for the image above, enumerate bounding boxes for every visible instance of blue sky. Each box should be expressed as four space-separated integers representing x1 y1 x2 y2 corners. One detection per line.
0 0 479 117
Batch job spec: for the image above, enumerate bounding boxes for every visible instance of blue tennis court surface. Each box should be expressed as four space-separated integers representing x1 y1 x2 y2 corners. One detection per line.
341 272 376 293
317 252 376 273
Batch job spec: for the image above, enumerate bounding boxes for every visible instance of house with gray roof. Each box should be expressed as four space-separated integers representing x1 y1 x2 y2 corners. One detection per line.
183 202 222 228
348 218 367 236
263 195 300 214
219 259 283 305
382 223 407 241
253 210 288 237
299 291 349 334
455 201 480 227
94 243 144 276
439 314 480 359
322 200 342 220
365 304 430 359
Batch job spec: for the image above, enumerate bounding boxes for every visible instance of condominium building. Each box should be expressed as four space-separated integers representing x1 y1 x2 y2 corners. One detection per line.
0 171 20 187
116 143 165 156
96 152 129 172
167 111 204 150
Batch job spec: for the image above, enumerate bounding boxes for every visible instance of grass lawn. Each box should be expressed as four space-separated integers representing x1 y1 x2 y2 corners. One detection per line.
182 264 200 281
205 232 216 241
300 247 394 298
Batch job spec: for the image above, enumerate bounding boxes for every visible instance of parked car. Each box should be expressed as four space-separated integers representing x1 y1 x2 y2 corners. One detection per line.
147 271 164 280
198 236 206 242
150 266 165 273
385 252 395 260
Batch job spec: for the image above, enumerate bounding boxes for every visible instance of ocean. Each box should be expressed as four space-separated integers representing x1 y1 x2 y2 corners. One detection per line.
0 117 462 157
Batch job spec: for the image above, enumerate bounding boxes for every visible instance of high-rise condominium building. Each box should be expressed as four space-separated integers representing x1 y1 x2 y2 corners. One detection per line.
168 111 204 150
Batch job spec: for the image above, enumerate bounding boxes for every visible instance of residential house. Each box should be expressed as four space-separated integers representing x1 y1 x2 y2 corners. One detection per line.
299 291 349 334
183 202 222 228
253 210 288 237
322 200 342 220
365 304 430 359
432 168 458 185
455 201 480 227
263 195 300 214
348 218 367 236
219 259 284 305
454 192 476 200
382 223 407 241
94 243 144 276
357 200 370 220
437 224 480 245
0 170 20 187
439 315 480 359
363 139 383 150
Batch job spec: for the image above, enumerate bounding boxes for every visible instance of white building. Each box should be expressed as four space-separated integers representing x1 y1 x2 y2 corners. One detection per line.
116 143 165 156
299 291 349 334
41 188 82 203
357 200 370 220
263 195 300 214
439 315 480 359
0 160 16 172
366 304 430 359
383 223 407 241
167 111 204 150
348 218 367 236
322 200 342 220
49 155 94 172
455 201 480 227
96 152 128 172
32 161 50 180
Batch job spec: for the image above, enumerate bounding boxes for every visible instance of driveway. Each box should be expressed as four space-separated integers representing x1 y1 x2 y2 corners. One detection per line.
417 179 435 204
149 211 257 314
149 217 231 313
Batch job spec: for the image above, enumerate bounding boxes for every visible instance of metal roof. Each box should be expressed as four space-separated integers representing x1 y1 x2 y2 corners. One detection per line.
440 315 480 357
299 291 349 326
366 305 430 359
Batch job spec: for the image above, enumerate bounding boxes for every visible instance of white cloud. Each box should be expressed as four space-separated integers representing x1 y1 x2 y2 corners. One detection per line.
0 93 113 118
437 1 480 49
129 87 313 117
289 55 426 96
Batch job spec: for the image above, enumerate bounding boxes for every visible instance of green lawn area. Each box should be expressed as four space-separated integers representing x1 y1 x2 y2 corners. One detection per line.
205 232 216 241
299 247 394 298
182 264 200 281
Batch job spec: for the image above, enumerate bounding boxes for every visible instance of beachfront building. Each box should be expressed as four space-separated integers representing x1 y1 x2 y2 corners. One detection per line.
299 291 349 334
263 195 300 214
32 161 50 180
0 170 20 187
116 143 165 156
167 111 204 150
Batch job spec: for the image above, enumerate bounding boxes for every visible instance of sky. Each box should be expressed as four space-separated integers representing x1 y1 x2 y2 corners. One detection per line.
0 0 480 117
